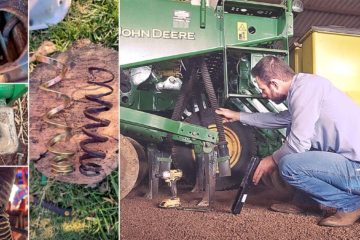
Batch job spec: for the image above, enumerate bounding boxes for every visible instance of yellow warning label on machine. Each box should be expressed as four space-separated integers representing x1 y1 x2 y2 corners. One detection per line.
237 22 248 41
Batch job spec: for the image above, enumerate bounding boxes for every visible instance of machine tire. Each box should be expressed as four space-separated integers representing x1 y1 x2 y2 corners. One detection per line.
172 109 256 190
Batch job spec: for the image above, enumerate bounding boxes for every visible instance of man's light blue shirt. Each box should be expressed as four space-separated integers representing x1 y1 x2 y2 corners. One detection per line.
240 73 360 164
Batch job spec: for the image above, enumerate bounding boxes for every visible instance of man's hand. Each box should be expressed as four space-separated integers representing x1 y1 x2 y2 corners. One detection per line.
215 108 240 123
252 155 277 185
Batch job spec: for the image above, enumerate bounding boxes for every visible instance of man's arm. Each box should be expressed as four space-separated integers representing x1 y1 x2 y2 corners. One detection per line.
240 111 291 129
216 108 291 129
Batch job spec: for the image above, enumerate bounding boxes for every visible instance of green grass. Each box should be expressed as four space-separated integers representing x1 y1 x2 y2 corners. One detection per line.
30 0 119 51
30 1 119 239
30 163 119 240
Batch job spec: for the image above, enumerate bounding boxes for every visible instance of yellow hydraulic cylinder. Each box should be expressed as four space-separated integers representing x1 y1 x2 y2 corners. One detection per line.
290 27 360 105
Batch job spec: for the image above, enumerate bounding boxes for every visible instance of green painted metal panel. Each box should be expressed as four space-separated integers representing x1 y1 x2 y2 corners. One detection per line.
120 0 222 67
0 84 27 105
120 0 292 68
0 85 14 99
9 84 28 105
224 13 284 46
121 89 179 111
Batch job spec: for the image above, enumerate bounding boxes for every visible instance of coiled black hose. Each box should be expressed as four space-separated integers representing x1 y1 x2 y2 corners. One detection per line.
79 67 114 176
200 59 231 177
171 63 198 121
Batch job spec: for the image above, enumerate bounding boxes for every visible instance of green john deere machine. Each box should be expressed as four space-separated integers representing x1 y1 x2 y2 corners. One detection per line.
120 0 297 206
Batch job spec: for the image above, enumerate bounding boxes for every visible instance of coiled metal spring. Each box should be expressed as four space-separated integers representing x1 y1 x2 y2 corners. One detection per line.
31 54 75 175
79 67 114 176
0 208 11 240
0 167 15 240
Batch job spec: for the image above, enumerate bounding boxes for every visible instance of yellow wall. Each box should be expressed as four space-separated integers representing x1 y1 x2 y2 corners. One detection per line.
291 30 360 105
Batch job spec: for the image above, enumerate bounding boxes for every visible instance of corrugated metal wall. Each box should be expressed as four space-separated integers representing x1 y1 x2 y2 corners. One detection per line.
252 0 360 44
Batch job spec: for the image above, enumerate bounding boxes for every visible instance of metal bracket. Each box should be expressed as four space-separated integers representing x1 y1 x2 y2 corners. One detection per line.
197 150 216 207
146 146 172 200
146 145 159 199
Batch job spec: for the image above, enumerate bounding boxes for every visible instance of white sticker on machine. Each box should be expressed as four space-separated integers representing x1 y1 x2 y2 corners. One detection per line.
173 10 191 29
237 22 248 41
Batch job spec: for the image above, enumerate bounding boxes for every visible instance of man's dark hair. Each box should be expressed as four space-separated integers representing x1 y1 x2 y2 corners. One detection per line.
251 56 295 84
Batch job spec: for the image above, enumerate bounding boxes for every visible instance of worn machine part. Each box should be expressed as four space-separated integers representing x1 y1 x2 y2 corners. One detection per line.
0 90 18 155
126 137 148 187
32 54 75 175
0 105 18 155
79 67 114 176
120 135 139 200
0 0 28 82
200 59 231 177
0 167 16 240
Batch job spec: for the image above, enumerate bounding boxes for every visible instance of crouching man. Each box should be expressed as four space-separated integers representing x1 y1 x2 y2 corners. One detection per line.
216 56 360 227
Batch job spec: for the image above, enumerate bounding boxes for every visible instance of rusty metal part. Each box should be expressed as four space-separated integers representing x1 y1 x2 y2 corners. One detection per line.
0 106 19 155
120 135 139 200
126 137 148 187
31 54 75 175
3 16 19 40
0 0 28 82
0 32 10 62
79 67 114 176
11 22 26 56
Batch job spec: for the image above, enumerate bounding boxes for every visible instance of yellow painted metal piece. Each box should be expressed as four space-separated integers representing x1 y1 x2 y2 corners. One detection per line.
290 28 360 105
159 197 181 208
191 124 242 171
208 124 241 169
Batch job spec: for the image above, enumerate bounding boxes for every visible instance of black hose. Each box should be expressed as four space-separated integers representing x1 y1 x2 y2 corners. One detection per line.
166 61 198 150
200 59 231 177
171 62 198 121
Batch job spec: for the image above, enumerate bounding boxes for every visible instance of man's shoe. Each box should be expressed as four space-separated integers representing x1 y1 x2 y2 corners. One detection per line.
318 208 360 227
270 203 305 214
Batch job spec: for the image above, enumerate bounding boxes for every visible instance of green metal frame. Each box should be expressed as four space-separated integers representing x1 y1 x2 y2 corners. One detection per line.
120 107 218 145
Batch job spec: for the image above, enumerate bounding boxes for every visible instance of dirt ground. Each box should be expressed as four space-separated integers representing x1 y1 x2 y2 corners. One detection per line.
121 185 360 240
